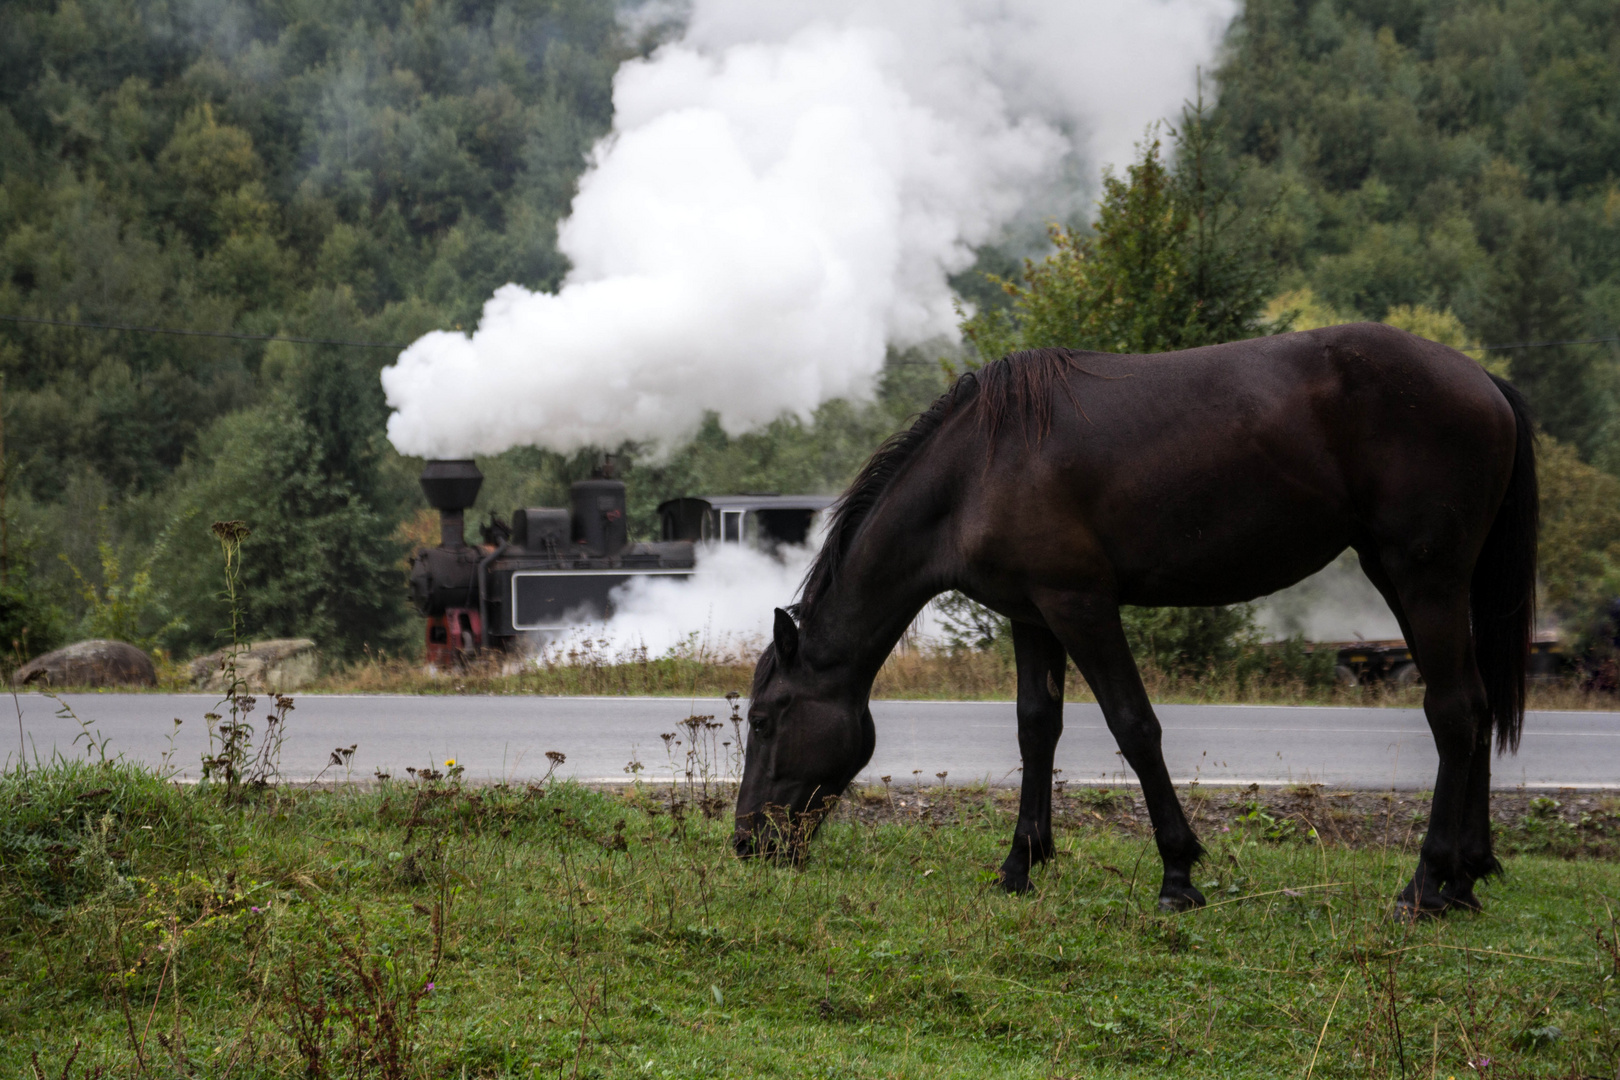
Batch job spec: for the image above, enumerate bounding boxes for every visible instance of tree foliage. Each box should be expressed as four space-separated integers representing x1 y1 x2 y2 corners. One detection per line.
1537 434 1620 648
59 531 174 650
962 112 1284 363
1213 0 1620 464
954 117 1291 674
0 0 626 657
156 402 408 662
0 0 1617 664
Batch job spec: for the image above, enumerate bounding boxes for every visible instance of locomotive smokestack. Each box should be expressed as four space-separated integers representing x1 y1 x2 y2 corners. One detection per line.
419 459 483 548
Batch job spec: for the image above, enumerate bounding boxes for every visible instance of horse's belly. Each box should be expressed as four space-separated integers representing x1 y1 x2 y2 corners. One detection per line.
1116 533 1348 607
1104 484 1353 607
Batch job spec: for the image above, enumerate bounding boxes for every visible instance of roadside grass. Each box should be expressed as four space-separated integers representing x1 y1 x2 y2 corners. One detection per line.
302 648 1618 711
5 759 1619 1077
37 634 1609 710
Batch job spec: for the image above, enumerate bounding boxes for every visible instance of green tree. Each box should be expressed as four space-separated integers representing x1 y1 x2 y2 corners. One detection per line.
59 529 176 651
1212 0 1620 473
963 112 1282 364
955 116 1289 670
1475 209 1603 451
1536 435 1620 651
158 402 407 663
0 571 60 666
0 0 628 657
156 103 271 254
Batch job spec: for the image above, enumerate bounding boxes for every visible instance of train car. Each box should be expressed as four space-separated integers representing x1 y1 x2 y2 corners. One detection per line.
408 459 833 665
1322 633 1568 687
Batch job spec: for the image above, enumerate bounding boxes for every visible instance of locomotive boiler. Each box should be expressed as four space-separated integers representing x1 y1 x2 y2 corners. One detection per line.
408 459 833 665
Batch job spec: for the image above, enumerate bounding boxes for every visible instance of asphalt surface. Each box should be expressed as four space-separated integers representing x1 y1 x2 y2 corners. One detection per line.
9 693 1619 789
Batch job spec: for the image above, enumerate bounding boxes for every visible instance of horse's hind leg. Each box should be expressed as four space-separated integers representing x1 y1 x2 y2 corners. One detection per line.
1360 548 1490 916
1037 591 1205 911
1429 663 1500 912
998 621 1068 893
1440 722 1499 912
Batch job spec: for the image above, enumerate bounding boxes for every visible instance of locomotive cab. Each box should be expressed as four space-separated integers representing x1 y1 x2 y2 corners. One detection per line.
657 493 835 550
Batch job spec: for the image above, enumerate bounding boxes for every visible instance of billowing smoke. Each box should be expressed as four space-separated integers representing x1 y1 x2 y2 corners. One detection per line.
382 0 1238 459
559 541 817 660
542 525 948 659
1254 552 1403 643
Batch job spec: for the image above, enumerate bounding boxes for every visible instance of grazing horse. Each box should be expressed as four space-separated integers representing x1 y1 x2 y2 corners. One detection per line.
733 323 1536 917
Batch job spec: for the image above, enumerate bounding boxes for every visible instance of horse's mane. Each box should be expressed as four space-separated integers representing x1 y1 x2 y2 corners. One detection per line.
792 347 1081 622
751 348 1081 694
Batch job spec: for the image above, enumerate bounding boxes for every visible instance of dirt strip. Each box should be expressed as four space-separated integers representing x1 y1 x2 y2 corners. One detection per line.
822 783 1620 859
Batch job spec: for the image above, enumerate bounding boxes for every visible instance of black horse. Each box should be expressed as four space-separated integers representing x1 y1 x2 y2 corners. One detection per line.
734 323 1537 916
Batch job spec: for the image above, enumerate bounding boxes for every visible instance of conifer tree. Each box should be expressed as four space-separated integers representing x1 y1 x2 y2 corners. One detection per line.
962 104 1284 366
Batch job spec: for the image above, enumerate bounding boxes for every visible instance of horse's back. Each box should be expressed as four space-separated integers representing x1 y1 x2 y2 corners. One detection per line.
1068 322 1506 434
964 324 1518 607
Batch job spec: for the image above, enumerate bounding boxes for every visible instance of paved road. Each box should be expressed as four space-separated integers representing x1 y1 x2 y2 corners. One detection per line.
9 693 1619 789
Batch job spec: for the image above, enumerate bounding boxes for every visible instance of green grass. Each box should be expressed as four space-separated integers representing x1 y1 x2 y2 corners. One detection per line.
4 760 1619 1078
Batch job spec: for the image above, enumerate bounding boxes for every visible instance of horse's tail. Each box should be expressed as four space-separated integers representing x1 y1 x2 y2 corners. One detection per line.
1472 373 1538 754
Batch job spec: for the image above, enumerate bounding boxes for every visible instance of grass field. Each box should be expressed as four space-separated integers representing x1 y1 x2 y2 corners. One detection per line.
5 759 1619 1078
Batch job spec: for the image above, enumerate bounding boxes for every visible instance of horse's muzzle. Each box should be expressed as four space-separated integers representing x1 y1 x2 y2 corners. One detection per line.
732 811 793 861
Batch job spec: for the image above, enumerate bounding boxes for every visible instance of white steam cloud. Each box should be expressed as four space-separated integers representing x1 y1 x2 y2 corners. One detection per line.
1254 552 1403 643
382 0 1238 458
602 541 814 657
544 536 944 659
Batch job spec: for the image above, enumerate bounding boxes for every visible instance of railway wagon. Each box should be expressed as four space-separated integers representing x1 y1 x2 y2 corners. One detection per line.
1324 634 1569 687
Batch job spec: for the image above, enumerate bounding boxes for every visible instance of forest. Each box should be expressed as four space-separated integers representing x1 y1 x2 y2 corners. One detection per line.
0 0 1616 670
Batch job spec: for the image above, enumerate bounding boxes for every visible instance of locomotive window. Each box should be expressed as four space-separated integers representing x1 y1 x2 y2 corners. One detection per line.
722 510 743 543
755 508 815 546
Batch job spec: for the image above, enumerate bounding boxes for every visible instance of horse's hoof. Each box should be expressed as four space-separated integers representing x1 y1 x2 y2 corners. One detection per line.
997 869 1033 895
1393 898 1447 922
1158 887 1206 913
1440 886 1482 913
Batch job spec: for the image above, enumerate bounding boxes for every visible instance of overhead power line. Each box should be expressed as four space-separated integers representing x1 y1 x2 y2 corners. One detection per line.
0 313 409 349
1 311 1616 354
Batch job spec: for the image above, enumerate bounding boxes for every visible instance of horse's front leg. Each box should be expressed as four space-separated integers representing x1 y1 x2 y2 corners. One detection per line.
1039 591 1206 911
998 621 1068 893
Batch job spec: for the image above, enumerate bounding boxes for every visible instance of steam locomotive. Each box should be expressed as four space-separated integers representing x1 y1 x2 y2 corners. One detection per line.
408 459 833 665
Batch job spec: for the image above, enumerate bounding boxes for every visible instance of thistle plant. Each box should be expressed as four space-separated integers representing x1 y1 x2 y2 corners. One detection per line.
200 521 290 800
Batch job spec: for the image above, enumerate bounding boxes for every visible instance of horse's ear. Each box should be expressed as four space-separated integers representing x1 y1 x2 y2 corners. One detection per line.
773 608 799 662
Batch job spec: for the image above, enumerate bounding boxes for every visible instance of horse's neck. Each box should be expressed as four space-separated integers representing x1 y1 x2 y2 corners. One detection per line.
800 485 943 687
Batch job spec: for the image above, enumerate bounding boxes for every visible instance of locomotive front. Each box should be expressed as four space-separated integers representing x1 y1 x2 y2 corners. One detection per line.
409 459 695 665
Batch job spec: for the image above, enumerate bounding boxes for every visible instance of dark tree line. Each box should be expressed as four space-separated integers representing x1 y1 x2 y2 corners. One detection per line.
0 0 1615 665
0 0 626 659
1214 0 1620 464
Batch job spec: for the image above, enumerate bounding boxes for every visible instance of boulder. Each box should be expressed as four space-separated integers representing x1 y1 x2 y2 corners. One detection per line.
189 639 320 694
13 640 156 688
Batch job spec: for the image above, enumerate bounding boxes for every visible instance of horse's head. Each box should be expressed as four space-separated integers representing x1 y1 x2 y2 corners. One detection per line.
733 608 875 861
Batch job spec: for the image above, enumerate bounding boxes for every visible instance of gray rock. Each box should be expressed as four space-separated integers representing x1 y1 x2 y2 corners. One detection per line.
14 639 157 688
189 639 320 693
